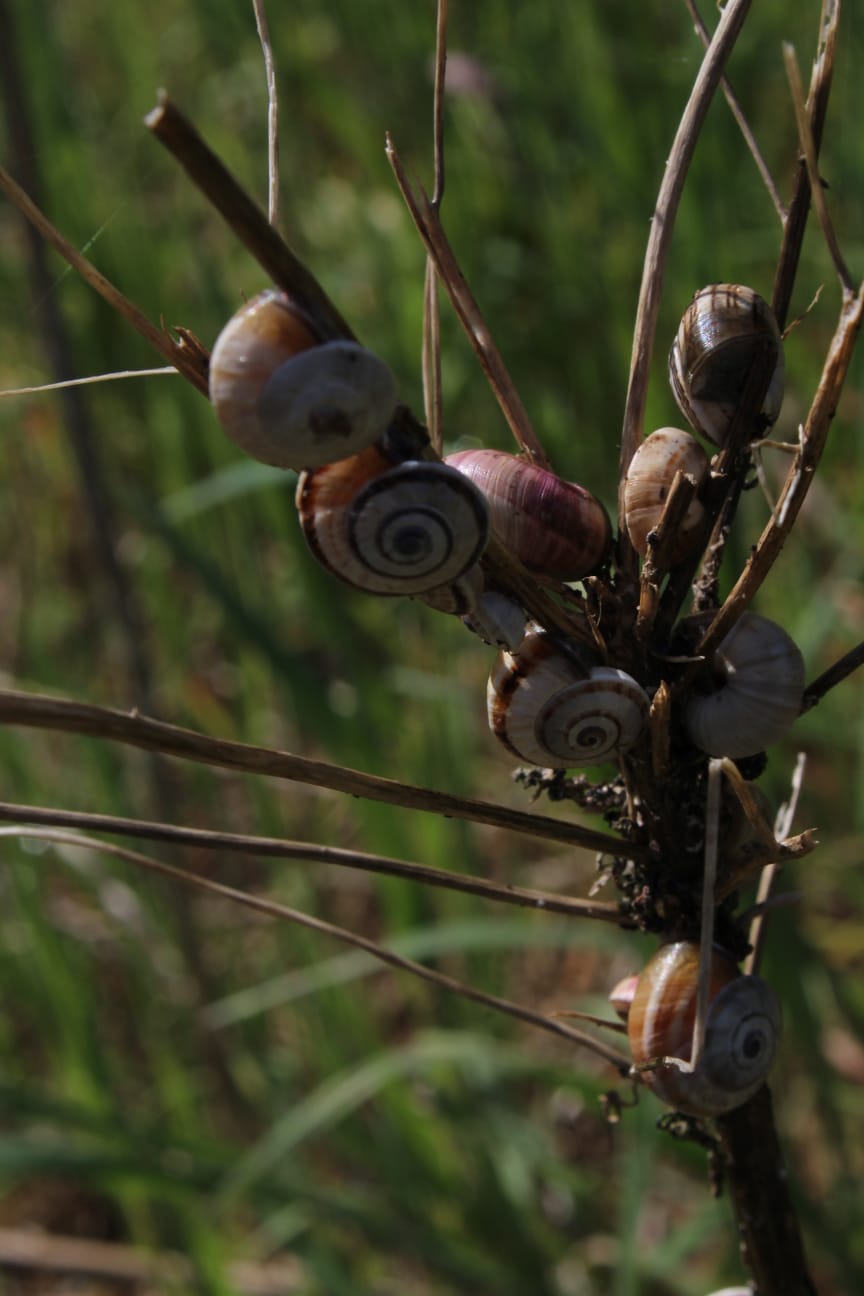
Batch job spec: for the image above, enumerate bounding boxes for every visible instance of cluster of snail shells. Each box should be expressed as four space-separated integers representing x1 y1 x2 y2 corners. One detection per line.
614 941 782 1117
669 283 785 447
487 627 650 768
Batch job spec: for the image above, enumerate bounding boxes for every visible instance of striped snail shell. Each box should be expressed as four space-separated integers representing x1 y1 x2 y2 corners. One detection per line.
487 627 649 767
623 427 710 563
209 289 398 469
417 564 484 616
296 448 489 596
669 284 784 446
626 941 781 1117
444 449 612 581
684 612 805 759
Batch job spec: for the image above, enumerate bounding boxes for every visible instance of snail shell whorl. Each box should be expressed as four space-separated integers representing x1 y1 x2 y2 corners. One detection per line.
445 449 612 581
297 452 489 595
623 427 710 563
627 941 781 1116
487 630 649 767
684 612 805 758
463 591 527 651
669 284 784 446
209 289 398 469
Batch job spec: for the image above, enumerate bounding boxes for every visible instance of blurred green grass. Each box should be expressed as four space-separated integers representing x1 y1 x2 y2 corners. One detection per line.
0 1 862 1293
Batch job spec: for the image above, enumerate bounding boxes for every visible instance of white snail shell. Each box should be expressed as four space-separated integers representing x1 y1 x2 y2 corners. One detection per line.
487 628 649 767
684 612 805 758
445 449 612 581
627 941 781 1117
417 564 484 616
296 448 489 596
209 289 398 470
462 591 526 651
669 284 784 446
623 427 710 563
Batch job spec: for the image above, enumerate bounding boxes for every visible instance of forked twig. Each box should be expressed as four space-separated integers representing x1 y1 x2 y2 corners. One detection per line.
386 135 551 469
9 826 632 1073
0 800 628 924
0 687 639 857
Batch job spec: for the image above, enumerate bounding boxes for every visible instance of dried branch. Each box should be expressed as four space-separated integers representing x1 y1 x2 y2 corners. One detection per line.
421 0 449 450
13 826 632 1072
0 687 639 857
617 0 754 583
0 800 628 924
802 639 864 710
386 134 551 468
252 0 280 228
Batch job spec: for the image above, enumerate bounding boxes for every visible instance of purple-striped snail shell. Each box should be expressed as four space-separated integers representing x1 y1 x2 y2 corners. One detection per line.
209 289 398 469
444 449 612 581
683 612 805 759
296 448 489 596
669 284 784 446
487 627 649 767
623 941 781 1116
623 427 710 563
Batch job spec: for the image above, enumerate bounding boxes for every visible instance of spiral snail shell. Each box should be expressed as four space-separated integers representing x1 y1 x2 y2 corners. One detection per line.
487 628 649 767
626 941 782 1116
209 289 398 469
623 427 710 563
463 590 527 651
444 449 612 581
296 448 490 596
683 612 805 759
669 284 784 446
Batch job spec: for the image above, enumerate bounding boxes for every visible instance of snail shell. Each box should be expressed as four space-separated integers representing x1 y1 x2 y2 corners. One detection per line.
444 449 612 581
623 427 710 563
417 564 484 616
463 590 527 651
627 941 781 1116
669 284 784 446
487 628 649 767
296 449 489 596
684 612 805 759
209 289 398 469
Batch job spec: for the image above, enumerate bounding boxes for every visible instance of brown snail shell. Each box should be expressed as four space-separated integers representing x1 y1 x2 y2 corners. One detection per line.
623 427 710 563
626 941 781 1116
487 628 649 767
444 449 612 581
209 289 398 470
296 450 489 596
684 612 805 758
669 284 784 446
417 564 484 616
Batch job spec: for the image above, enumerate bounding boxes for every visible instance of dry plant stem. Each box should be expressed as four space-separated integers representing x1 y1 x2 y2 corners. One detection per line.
0 162 207 396
783 40 854 292
421 0 448 448
0 688 637 857
714 756 816 902
771 0 839 331
699 281 864 658
616 0 753 583
12 826 632 1073
634 471 698 637
692 759 722 1066
0 368 178 396
0 803 627 924
386 135 551 469
252 0 280 227
717 1085 818 1296
802 639 864 710
746 752 808 977
684 0 786 222
145 94 355 343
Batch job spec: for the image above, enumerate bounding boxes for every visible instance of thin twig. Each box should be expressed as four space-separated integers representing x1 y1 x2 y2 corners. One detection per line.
252 0 280 227
746 752 808 977
802 639 864 710
421 0 449 450
0 368 178 397
0 803 628 924
0 687 641 857
11 826 632 1072
617 0 754 583
684 0 786 222
386 134 551 468
692 759 723 1066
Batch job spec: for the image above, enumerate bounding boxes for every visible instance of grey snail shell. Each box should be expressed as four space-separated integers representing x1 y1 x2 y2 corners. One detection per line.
444 449 612 581
626 941 781 1116
209 289 398 470
463 590 526 651
487 627 649 767
416 564 484 616
296 448 489 596
623 427 710 563
669 284 784 446
683 612 805 759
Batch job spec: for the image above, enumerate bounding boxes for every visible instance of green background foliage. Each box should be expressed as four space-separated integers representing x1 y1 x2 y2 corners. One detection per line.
0 1 862 1292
